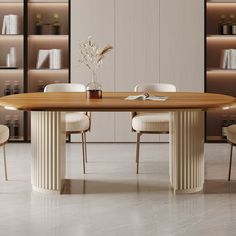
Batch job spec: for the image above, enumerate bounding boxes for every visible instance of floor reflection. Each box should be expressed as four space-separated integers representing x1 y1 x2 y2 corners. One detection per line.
204 179 236 194
61 178 170 194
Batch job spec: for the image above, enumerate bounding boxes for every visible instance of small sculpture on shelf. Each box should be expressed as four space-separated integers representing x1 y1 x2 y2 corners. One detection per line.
35 13 43 35
218 14 236 35
52 13 60 35
219 14 229 35
34 13 61 35
78 36 113 99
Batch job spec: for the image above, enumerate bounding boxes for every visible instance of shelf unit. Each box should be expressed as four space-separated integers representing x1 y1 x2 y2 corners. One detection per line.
0 0 24 141
205 0 236 142
0 0 70 142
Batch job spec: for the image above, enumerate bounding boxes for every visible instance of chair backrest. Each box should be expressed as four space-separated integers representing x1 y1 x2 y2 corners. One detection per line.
44 83 86 92
134 83 176 92
134 83 176 116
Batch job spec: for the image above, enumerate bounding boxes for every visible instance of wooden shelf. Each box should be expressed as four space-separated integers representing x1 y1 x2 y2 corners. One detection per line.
0 35 23 40
207 68 236 73
206 136 227 142
28 35 68 40
9 137 24 142
28 0 69 7
207 35 236 38
29 69 68 73
0 69 23 72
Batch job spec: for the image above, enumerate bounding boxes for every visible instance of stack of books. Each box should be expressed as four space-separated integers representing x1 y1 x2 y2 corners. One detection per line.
220 49 236 69
36 49 62 69
1 15 19 35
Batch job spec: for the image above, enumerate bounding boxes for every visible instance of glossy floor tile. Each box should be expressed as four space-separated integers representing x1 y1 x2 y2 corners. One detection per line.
0 143 236 236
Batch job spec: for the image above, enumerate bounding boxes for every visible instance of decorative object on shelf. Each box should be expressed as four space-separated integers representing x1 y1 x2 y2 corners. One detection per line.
3 80 21 96
6 47 16 67
3 81 11 96
218 14 236 35
219 14 230 35
35 13 43 35
1 14 19 35
12 115 19 139
36 49 62 69
230 14 236 35
79 36 112 99
12 81 20 94
4 114 20 140
34 13 61 35
52 13 60 35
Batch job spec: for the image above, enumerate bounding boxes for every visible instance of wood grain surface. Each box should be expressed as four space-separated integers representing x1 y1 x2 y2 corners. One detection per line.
0 92 235 112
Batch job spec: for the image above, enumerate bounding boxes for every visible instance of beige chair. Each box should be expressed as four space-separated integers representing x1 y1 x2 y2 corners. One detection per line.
44 83 91 174
132 83 176 174
0 125 9 180
226 124 236 181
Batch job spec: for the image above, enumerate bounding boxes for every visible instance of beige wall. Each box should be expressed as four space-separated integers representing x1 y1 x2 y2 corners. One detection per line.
71 0 204 142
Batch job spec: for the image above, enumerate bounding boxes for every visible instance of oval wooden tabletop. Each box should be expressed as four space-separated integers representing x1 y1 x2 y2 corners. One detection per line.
0 92 235 112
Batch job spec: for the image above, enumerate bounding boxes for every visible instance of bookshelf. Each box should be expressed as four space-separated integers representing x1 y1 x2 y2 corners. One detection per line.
206 0 236 142
0 0 70 142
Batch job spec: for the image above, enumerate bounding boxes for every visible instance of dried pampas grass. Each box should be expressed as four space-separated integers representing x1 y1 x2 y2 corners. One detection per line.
97 45 113 63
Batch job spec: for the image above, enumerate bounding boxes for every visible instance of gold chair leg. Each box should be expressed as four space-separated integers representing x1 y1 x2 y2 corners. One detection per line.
136 133 141 174
84 133 88 163
3 144 8 181
228 143 234 181
81 133 86 174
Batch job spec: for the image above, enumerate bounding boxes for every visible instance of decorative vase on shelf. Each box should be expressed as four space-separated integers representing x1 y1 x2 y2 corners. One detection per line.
86 70 102 99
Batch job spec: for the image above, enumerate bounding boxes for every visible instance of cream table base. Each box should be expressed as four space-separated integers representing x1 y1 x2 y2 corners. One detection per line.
169 110 204 193
31 111 66 194
30 110 204 194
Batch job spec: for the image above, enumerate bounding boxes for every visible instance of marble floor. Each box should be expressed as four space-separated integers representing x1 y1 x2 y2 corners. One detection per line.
0 143 236 236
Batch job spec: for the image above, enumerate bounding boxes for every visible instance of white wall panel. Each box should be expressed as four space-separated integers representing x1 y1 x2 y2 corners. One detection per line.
71 0 115 142
115 0 160 142
160 0 204 92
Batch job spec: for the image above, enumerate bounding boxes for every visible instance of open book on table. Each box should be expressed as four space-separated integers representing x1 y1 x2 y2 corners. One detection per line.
125 94 168 101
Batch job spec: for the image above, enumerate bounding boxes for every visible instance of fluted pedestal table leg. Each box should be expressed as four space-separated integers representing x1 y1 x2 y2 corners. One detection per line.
31 111 66 194
169 110 204 194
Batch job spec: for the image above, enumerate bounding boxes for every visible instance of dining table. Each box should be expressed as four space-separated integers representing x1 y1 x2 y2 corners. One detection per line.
0 91 235 194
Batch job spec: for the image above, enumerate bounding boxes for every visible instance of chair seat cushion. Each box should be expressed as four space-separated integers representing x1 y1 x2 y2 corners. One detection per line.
132 112 170 132
65 112 90 132
227 125 236 144
0 125 9 144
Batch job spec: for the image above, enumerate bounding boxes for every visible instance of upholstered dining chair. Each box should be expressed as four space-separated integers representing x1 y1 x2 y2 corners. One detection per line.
226 124 236 181
44 83 91 174
0 125 9 180
132 83 176 174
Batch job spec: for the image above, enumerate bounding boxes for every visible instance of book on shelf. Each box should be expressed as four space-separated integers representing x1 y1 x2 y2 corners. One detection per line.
1 15 19 35
220 49 236 69
49 49 62 69
36 49 62 69
36 50 50 69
